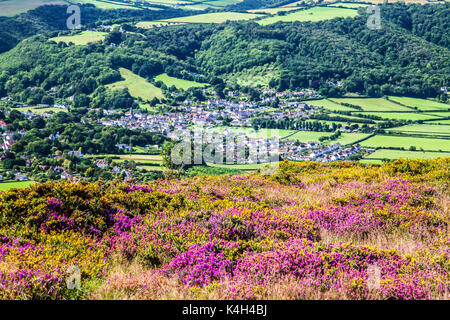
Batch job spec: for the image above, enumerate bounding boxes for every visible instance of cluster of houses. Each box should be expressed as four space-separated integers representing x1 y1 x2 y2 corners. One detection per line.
94 160 133 178
1 130 27 151
283 142 363 162
99 98 322 136
262 89 319 99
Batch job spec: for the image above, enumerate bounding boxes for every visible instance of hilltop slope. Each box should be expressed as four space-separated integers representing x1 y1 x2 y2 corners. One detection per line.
0 159 448 299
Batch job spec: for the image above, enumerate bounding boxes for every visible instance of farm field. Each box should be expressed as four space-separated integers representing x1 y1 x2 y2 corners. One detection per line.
11 106 67 113
201 0 242 7
308 99 356 112
257 7 358 25
387 124 450 136
361 112 441 121
362 149 450 161
73 0 142 9
388 96 450 111
0 0 67 16
0 180 35 191
49 31 108 45
328 133 371 146
154 73 207 90
330 98 411 112
107 68 164 100
328 2 370 8
160 12 264 24
287 131 334 142
426 119 450 125
360 135 450 152
248 7 301 14
422 112 450 118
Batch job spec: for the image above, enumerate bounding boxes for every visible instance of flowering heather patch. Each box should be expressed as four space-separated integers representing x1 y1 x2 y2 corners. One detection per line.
0 158 449 299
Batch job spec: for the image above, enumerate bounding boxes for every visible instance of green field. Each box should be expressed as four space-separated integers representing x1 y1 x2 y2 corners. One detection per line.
12 106 67 113
308 99 357 112
287 131 334 142
161 12 264 24
328 2 370 8
360 135 450 152
248 7 301 14
388 96 450 111
328 133 371 146
0 180 35 191
426 119 450 125
361 112 440 121
0 0 67 16
74 0 142 10
387 124 450 136
330 98 411 112
49 31 108 45
359 158 383 164
421 112 450 118
258 7 358 25
154 73 207 90
107 68 164 100
201 0 243 7
362 149 450 161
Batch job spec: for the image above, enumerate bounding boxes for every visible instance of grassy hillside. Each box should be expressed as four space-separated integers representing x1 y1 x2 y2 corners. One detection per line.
0 0 67 17
49 31 108 45
107 68 164 100
258 6 359 25
0 159 448 299
154 73 207 89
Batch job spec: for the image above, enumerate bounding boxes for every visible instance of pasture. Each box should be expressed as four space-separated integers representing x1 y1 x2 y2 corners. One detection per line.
49 31 108 45
257 7 358 25
360 135 450 152
362 149 450 161
0 0 67 16
361 112 440 121
154 73 207 90
107 68 164 100
387 124 450 136
388 96 450 111
0 180 35 191
287 131 334 142
73 0 142 10
160 12 264 24
328 2 370 8
12 106 67 113
328 133 371 146
330 98 411 112
308 99 357 112
248 7 302 14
